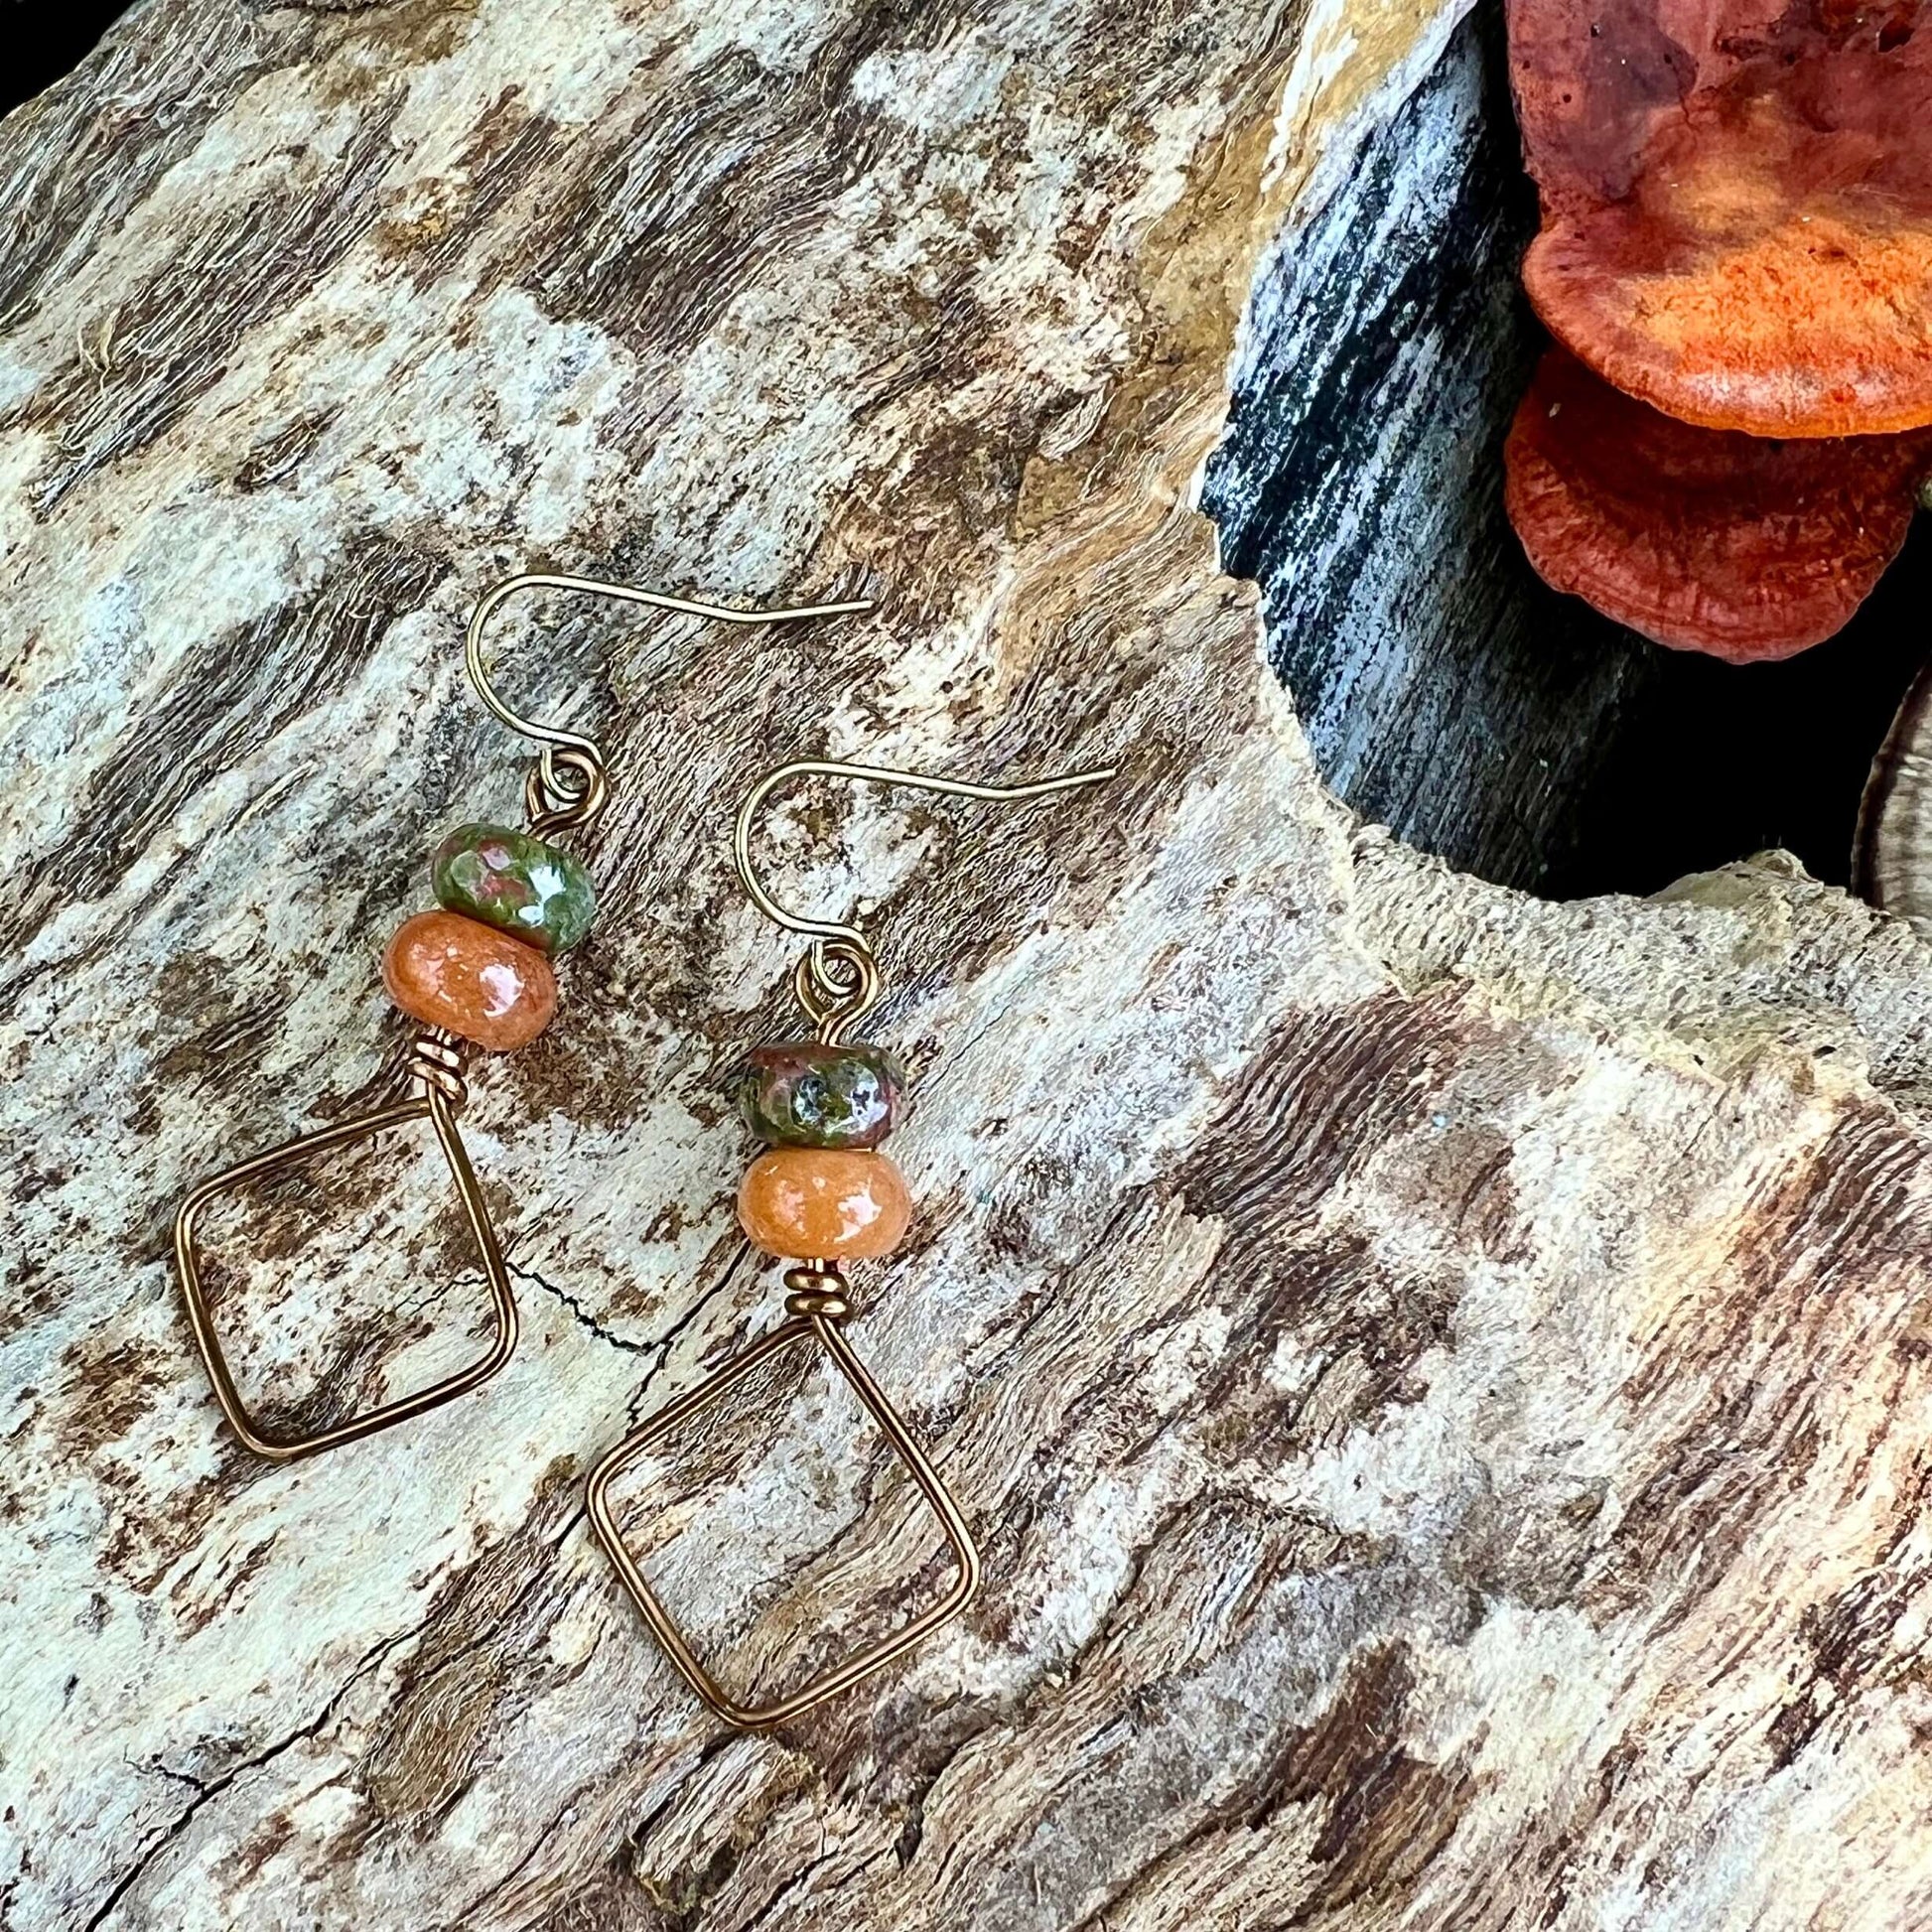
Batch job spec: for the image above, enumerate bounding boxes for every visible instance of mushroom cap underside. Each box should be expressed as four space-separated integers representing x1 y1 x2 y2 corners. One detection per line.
1505 345 1931 659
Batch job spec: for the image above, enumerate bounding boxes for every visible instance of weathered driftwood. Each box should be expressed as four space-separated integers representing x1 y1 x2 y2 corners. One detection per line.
7 1 1932 1927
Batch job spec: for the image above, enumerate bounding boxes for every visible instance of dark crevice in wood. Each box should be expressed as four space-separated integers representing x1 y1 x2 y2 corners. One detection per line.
1204 1 1932 901
80 1617 420 1929
1 2 135 117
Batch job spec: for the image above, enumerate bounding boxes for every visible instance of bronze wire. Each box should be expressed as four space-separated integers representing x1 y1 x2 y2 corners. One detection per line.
171 562 1116 1725
586 752 1113 1730
172 571 871 1463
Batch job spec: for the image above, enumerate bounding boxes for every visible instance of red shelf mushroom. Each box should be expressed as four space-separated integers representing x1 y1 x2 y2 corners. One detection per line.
1505 345 1932 660
1509 0 1932 439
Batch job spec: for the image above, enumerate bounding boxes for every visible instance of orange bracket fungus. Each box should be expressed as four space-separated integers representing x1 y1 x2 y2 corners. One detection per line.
1505 345 1932 660
1509 0 1932 439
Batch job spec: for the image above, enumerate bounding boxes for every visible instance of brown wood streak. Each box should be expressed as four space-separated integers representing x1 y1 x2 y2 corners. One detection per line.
6 0 1932 1926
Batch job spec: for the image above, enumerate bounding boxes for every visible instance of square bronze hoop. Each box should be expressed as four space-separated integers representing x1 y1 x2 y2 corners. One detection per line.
587 1312 983 1729
174 1087 517 1463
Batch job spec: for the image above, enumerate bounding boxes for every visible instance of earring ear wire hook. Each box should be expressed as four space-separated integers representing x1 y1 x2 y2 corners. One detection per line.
464 573 874 832
733 759 1118 945
733 757 1116 1039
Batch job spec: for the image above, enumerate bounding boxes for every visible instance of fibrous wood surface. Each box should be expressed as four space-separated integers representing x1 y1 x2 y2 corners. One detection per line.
6 2 1932 1929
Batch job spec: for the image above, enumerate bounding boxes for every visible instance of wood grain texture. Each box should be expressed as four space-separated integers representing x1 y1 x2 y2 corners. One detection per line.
6 1 1932 1927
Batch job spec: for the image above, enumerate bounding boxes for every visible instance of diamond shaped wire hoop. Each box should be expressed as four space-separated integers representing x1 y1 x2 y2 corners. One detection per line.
174 1086 517 1463
587 1311 982 1729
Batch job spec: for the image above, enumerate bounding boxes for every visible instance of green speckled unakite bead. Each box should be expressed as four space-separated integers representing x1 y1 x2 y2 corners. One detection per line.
431 822 597 957
734 1042 903 1150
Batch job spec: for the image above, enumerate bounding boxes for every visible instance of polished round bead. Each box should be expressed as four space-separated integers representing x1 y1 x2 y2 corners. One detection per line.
431 821 596 957
737 1148 912 1260
734 1041 902 1149
382 909 557 1050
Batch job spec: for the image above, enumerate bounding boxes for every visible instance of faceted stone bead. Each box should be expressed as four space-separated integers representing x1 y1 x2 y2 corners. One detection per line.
431 821 596 957
734 1041 902 1150
382 909 557 1050
737 1148 912 1260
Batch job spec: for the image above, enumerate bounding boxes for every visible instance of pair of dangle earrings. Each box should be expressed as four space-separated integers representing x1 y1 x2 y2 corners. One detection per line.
174 571 1112 1728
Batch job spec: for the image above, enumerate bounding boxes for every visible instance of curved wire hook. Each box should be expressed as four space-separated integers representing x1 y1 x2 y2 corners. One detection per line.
733 757 1116 1036
464 573 874 831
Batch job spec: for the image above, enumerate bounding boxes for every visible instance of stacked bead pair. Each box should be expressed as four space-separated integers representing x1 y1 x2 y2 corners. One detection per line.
382 823 597 1048
732 1042 911 1261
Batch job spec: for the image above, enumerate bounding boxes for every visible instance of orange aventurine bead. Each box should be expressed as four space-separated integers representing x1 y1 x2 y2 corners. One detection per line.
381 908 557 1050
737 1147 912 1260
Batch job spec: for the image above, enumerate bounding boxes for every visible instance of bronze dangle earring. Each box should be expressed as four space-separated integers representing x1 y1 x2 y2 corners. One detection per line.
587 754 1113 1729
173 573 870 1463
